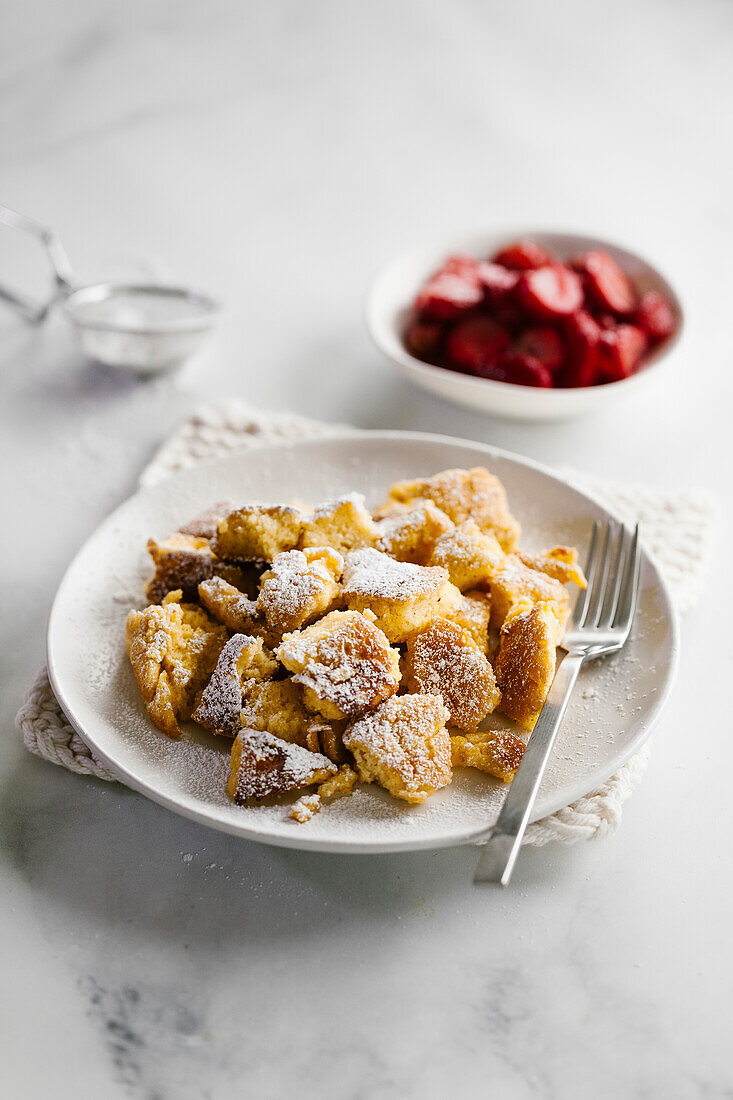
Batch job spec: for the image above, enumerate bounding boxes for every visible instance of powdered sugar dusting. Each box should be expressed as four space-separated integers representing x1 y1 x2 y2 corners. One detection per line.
312 492 369 519
233 729 336 801
406 620 500 731
376 510 421 545
375 499 453 562
193 633 256 738
290 793 321 822
199 576 259 631
343 694 452 800
278 611 400 717
387 467 520 549
257 548 342 632
343 548 449 600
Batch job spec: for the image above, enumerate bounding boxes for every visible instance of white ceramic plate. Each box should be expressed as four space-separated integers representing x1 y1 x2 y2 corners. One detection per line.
366 229 684 421
47 432 678 853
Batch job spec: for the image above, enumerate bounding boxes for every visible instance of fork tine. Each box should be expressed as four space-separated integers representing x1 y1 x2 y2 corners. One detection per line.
597 523 627 628
614 523 641 635
582 522 611 627
573 521 600 625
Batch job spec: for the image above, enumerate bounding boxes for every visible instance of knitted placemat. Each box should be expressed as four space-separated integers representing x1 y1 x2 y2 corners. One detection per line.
15 403 715 846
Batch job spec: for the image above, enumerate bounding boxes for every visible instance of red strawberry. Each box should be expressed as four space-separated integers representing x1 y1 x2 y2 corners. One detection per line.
635 291 676 341
563 310 602 387
518 265 584 320
512 326 565 372
415 269 483 320
476 262 521 325
446 316 511 373
442 254 482 278
571 250 636 314
477 261 519 299
492 240 555 271
404 318 444 362
597 324 648 382
481 353 553 387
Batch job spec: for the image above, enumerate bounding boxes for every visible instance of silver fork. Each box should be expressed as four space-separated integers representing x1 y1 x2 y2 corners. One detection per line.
472 521 641 886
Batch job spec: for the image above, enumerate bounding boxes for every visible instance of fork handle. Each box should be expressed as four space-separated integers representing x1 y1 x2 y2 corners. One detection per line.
473 652 584 885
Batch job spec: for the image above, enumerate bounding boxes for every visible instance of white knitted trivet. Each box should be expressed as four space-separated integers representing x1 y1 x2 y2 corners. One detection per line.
15 402 715 847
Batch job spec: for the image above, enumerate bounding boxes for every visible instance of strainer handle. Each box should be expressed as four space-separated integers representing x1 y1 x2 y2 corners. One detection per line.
0 206 77 323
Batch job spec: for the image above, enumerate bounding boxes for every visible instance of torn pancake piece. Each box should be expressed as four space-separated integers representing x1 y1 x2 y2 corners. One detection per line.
447 590 492 653
193 633 277 738
300 493 379 554
341 548 462 643
213 504 304 563
198 577 282 649
257 546 342 633
380 467 520 551
277 609 401 720
488 554 571 629
239 679 311 745
427 520 505 591
494 601 564 732
178 501 237 539
290 764 358 823
375 500 453 564
227 729 336 804
343 694 452 804
515 546 587 588
450 729 526 782
404 618 500 732
126 592 227 739
145 533 249 604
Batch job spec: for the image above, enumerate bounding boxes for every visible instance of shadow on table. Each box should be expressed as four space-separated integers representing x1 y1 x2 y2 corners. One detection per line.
0 748 573 947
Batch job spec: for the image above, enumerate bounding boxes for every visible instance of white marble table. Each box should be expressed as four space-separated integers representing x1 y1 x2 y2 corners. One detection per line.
1 2 730 1096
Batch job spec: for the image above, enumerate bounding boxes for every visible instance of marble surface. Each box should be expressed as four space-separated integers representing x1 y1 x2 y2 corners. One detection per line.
1 2 730 1097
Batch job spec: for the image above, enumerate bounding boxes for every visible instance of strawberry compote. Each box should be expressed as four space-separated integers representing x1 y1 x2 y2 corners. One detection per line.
404 239 677 388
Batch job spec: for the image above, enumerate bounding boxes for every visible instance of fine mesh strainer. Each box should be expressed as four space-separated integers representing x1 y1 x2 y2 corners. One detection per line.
0 205 220 373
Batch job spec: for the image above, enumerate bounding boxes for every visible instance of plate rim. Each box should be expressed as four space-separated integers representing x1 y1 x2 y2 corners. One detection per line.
46 428 680 854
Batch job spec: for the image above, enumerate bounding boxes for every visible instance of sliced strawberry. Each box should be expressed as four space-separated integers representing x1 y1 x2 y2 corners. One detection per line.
443 254 482 278
492 240 555 271
562 310 602 387
635 291 676 341
597 324 648 382
415 271 483 321
415 256 484 321
481 353 553 387
404 318 444 362
518 265 584 320
475 262 521 324
446 316 511 373
571 250 636 314
512 326 566 372
477 261 519 299
594 312 618 330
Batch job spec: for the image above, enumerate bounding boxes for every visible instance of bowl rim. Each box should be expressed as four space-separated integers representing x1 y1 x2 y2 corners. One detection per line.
63 282 221 335
365 226 684 398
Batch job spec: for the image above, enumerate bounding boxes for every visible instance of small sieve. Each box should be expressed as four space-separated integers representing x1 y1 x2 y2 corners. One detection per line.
0 205 220 373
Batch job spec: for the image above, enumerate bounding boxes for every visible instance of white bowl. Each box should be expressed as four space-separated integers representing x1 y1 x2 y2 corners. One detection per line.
366 229 684 422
